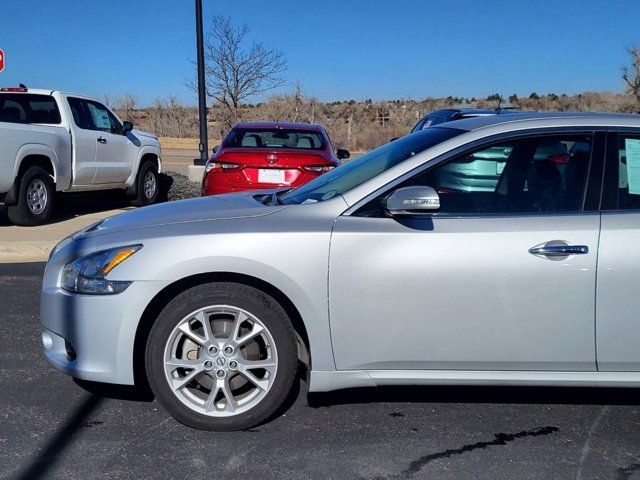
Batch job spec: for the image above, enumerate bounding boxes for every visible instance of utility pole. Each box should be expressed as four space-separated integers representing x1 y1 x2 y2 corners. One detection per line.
195 0 208 165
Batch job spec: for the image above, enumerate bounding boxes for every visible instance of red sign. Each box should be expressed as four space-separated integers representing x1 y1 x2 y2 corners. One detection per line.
0 50 4 73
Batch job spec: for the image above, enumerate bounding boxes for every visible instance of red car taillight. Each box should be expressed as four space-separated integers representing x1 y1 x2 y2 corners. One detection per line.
302 165 335 174
205 161 242 173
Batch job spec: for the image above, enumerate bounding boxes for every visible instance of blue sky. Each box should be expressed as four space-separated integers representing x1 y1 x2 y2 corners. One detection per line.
0 0 638 106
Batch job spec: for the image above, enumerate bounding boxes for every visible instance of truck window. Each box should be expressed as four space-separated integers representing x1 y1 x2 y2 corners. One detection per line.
0 94 61 124
85 101 123 135
67 97 91 130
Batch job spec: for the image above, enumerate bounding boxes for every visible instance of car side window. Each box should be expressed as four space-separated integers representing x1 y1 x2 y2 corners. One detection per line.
421 116 445 129
602 134 640 210
67 97 91 130
356 134 593 217
85 101 122 134
412 116 445 132
106 109 123 135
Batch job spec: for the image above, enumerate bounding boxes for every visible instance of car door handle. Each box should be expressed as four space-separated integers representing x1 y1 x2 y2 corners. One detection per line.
97 136 107 144
529 243 589 257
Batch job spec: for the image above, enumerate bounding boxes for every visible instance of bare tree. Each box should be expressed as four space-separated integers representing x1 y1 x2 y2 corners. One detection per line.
258 83 319 124
623 46 640 112
112 93 139 122
197 16 287 127
148 97 167 137
166 95 190 137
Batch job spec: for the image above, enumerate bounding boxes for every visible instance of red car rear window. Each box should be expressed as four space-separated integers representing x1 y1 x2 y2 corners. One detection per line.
225 128 324 150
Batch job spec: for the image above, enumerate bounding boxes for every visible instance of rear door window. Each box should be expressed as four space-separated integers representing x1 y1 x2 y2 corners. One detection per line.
602 133 640 210
67 97 91 130
0 93 61 124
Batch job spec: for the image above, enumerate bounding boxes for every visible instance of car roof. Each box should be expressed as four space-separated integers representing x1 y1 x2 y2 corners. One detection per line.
234 121 324 131
440 111 640 132
427 108 518 117
0 88 94 100
458 108 518 116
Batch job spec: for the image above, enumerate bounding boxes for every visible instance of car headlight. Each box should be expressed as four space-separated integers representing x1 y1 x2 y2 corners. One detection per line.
61 245 142 295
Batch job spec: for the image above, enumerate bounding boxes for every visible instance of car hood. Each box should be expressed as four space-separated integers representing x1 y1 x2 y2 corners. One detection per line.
77 192 287 239
133 128 158 140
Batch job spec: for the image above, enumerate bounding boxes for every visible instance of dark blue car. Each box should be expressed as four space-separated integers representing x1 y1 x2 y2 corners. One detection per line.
410 108 519 133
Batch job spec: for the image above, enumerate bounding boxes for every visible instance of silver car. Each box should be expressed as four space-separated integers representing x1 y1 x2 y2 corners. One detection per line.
41 113 640 430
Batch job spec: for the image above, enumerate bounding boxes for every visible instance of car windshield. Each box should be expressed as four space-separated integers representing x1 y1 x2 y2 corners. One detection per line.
224 128 324 150
282 127 463 204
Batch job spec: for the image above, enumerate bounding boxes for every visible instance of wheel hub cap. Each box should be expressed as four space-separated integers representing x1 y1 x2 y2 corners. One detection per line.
26 179 47 214
143 171 156 198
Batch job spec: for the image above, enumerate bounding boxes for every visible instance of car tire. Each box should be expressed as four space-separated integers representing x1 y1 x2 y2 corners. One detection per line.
130 161 160 207
145 282 298 431
7 166 55 226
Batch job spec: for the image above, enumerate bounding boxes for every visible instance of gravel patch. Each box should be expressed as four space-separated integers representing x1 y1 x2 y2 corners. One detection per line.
161 173 201 201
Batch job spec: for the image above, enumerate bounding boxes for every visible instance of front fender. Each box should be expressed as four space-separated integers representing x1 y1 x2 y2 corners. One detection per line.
154 256 334 372
104 225 336 372
125 145 162 186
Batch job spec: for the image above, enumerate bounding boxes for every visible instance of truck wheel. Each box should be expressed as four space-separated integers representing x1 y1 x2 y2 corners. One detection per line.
7 166 55 226
131 161 160 207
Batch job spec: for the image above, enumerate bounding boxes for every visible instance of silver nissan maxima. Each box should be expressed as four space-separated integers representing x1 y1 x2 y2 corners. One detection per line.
41 113 640 430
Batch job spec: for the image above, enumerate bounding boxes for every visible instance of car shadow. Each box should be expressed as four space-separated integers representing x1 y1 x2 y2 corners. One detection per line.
0 174 173 227
0 191 132 227
307 384 640 408
73 378 155 402
72 375 640 412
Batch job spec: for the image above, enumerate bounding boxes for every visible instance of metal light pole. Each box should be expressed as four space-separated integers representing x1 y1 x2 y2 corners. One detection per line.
195 0 208 165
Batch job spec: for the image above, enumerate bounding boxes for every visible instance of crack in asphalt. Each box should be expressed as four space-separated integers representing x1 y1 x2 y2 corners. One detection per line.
576 405 609 480
367 425 559 480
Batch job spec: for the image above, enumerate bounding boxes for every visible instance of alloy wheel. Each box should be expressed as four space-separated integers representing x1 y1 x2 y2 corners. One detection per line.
163 305 278 417
143 170 157 199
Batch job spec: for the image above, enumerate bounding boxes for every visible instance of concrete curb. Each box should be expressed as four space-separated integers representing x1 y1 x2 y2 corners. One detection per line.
187 165 205 182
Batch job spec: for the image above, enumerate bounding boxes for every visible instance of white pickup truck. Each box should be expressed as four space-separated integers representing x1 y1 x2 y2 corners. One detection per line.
0 86 162 226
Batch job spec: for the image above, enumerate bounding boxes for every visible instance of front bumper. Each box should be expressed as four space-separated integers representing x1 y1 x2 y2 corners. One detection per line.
40 279 170 385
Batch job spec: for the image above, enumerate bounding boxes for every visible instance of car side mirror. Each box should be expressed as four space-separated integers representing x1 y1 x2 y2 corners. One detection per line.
336 149 350 160
122 121 133 135
212 145 219 155
386 186 440 216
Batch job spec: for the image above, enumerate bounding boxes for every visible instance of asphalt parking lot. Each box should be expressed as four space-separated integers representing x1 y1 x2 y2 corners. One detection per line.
2 262 640 479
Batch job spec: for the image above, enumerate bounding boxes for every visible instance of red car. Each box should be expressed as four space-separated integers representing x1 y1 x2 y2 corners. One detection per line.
202 122 349 195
